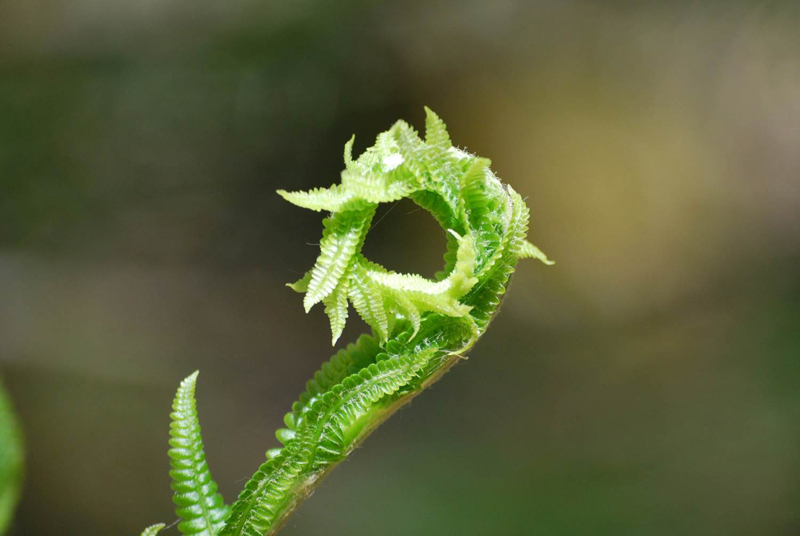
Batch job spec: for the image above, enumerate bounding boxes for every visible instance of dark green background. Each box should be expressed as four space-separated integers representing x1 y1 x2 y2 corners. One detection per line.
1 1 799 534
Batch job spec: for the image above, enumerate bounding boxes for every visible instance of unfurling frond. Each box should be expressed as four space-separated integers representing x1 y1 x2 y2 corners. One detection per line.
169 372 229 536
281 108 549 342
142 108 551 536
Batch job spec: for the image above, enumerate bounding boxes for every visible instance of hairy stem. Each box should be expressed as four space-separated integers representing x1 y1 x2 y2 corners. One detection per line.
264 352 464 535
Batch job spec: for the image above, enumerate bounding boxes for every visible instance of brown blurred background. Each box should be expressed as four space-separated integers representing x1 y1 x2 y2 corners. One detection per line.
1 1 800 535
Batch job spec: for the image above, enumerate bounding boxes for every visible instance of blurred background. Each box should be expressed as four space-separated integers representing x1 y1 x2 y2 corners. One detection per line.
1 1 800 534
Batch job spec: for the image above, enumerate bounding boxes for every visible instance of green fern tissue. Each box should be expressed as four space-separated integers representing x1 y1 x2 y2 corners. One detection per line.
139 108 550 536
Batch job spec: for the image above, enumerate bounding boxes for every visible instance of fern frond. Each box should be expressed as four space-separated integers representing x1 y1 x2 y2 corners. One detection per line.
288 334 383 424
390 120 428 180
322 279 349 345
347 262 390 340
459 158 494 230
140 523 166 536
444 230 479 297
519 240 554 265
304 206 375 312
277 184 355 213
424 106 451 150
343 135 355 169
464 188 531 328
169 372 229 536
282 108 551 343
140 108 551 536
229 108 551 535
286 271 311 293
340 168 417 203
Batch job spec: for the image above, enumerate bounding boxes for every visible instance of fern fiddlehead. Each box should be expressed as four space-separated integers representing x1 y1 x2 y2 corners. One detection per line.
138 108 550 536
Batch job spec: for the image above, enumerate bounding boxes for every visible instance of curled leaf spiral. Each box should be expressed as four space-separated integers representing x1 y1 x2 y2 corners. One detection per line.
142 108 550 536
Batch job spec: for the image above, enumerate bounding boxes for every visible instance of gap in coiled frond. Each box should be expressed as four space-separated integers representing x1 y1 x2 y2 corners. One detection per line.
361 197 447 280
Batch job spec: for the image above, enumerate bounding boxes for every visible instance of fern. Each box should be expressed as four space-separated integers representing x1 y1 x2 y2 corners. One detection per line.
168 372 229 536
137 108 551 536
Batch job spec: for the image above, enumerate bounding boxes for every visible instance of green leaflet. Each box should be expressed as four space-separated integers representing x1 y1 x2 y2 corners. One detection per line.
520 240 555 265
0 379 23 536
142 108 551 536
322 279 350 345
169 372 230 536
339 168 417 204
424 106 451 150
276 185 355 213
286 271 310 293
304 205 376 313
139 523 166 536
347 262 390 340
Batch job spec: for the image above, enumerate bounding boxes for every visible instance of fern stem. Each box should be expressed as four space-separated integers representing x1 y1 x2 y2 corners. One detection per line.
262 353 465 536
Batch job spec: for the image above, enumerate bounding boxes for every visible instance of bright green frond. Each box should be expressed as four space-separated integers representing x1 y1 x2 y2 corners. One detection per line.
221 349 436 536
347 131 405 177
463 188 531 328
519 240 554 265
323 280 349 345
140 523 166 536
387 290 422 337
304 206 375 312
169 371 229 536
445 230 479 298
361 269 471 324
286 271 311 293
281 108 548 342
140 109 550 536
343 135 355 169
365 269 448 296
459 158 493 226
289 334 384 422
390 121 427 177
340 169 417 203
347 263 389 340
277 184 356 213
424 107 451 150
